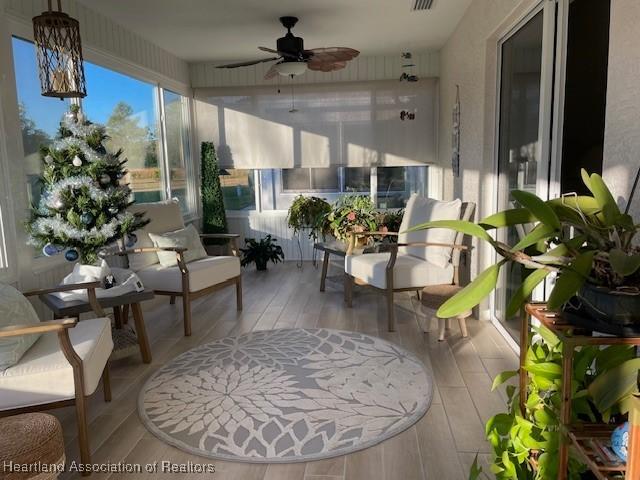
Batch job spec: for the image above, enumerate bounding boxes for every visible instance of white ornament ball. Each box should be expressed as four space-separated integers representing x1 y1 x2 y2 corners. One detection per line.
72 155 82 167
100 174 111 184
44 154 54 165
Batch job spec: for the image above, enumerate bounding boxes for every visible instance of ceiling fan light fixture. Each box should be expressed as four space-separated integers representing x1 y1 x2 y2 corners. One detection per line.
274 61 307 77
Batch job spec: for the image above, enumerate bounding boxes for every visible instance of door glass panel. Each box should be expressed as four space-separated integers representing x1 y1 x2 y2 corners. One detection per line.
495 11 544 340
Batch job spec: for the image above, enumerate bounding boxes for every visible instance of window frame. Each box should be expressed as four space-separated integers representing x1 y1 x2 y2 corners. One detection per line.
6 21 197 271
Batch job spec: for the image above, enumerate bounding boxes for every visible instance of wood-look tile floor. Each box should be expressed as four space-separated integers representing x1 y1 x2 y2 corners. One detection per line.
55 262 518 480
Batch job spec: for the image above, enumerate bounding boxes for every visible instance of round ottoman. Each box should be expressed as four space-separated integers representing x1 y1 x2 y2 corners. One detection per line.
0 413 65 480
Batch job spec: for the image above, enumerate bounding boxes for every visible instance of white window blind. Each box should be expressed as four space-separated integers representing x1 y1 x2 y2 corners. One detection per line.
195 79 437 169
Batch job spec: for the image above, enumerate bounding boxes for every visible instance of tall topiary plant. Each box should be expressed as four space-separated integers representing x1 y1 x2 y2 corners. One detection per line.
201 142 227 246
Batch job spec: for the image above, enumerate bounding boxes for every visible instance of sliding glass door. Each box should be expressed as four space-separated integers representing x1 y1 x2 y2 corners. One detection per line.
494 4 556 340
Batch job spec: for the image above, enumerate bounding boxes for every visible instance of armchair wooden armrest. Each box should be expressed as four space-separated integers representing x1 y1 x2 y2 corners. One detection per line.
24 281 106 318
0 318 78 339
199 233 240 257
22 281 102 297
393 242 470 250
101 246 187 257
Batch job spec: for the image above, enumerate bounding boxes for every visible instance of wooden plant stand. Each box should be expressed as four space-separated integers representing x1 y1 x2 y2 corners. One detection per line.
522 303 640 480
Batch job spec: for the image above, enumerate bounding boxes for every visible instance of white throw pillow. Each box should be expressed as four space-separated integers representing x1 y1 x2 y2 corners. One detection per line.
148 224 208 268
127 200 185 271
0 283 41 370
398 194 462 268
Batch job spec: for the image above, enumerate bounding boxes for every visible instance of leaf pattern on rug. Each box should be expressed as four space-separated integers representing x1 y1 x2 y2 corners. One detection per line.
140 328 433 462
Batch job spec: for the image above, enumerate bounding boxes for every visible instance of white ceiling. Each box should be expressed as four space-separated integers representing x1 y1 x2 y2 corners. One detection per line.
76 0 472 63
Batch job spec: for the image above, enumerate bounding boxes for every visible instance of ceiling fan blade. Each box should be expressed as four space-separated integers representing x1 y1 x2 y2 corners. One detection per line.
259 46 298 60
307 60 347 73
306 47 360 63
216 57 279 68
264 64 279 80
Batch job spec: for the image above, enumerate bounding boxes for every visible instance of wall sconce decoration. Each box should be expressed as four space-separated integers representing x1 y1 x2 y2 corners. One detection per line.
400 110 416 121
399 52 419 82
32 0 86 99
452 85 461 177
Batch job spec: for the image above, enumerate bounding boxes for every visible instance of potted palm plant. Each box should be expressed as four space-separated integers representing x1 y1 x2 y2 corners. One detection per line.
413 170 640 327
240 235 285 271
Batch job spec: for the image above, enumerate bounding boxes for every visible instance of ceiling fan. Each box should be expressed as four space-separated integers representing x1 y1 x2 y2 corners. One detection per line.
215 16 360 79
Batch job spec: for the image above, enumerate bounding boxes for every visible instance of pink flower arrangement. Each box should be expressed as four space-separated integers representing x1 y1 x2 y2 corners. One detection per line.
347 211 356 221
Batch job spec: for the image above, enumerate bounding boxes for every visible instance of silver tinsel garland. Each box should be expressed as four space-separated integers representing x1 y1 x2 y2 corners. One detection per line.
53 136 102 163
28 211 136 245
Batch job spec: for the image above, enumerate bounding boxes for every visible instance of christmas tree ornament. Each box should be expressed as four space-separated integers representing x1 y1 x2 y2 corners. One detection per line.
126 233 138 248
42 243 59 257
108 206 119 214
64 249 79 262
72 155 82 167
99 174 111 184
53 198 64 209
80 212 94 225
44 154 54 164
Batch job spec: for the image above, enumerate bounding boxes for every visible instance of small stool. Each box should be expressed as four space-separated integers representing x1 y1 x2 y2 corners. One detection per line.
421 284 472 341
0 413 65 479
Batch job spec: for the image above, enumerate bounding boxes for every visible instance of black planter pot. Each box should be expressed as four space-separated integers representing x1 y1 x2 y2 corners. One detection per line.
255 260 268 271
577 282 640 326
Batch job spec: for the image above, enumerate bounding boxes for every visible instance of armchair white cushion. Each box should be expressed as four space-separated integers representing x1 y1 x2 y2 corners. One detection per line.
127 199 185 271
0 284 41 370
345 253 453 290
398 194 462 268
137 256 241 293
0 317 113 410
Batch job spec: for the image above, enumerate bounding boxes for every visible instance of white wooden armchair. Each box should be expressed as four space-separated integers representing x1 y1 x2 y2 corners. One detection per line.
0 281 113 474
344 195 475 332
112 200 242 337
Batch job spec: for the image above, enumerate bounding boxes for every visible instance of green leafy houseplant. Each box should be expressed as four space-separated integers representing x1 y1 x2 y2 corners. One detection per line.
412 170 640 321
470 325 640 480
287 195 332 241
327 194 378 243
201 142 228 246
240 235 284 271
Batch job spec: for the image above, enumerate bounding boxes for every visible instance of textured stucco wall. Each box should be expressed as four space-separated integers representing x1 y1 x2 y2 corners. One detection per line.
603 0 640 218
437 0 529 319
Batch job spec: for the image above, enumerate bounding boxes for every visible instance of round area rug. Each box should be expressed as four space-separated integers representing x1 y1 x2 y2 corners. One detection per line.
138 328 433 463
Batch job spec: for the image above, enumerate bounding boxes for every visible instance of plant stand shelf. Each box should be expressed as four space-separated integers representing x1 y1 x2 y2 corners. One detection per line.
567 424 625 480
522 303 640 480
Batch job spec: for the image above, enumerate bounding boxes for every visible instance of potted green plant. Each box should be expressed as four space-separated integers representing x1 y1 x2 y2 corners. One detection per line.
412 170 640 325
327 194 378 245
287 195 332 242
240 235 285 271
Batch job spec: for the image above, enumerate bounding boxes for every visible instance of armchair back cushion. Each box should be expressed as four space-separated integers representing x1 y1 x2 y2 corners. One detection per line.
148 224 208 268
398 194 462 268
127 200 185 271
0 284 41 371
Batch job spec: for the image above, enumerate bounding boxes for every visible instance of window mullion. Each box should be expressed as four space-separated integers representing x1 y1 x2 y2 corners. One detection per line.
157 86 171 200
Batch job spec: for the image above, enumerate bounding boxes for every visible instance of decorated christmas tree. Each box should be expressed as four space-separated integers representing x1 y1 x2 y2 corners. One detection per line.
27 105 148 265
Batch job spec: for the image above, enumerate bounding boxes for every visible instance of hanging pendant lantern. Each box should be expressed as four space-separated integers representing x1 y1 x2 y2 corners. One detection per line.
32 0 86 99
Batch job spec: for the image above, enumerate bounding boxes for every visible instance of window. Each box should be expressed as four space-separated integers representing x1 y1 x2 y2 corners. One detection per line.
83 61 162 204
12 37 71 207
344 167 370 192
261 166 427 211
163 89 194 214
11 37 199 223
282 167 340 192
377 166 428 208
221 169 255 211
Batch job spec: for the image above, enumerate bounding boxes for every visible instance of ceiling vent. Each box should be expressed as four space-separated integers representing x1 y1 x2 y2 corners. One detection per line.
411 0 434 11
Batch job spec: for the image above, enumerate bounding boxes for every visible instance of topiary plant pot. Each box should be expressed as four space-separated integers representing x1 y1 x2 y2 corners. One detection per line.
577 282 640 326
